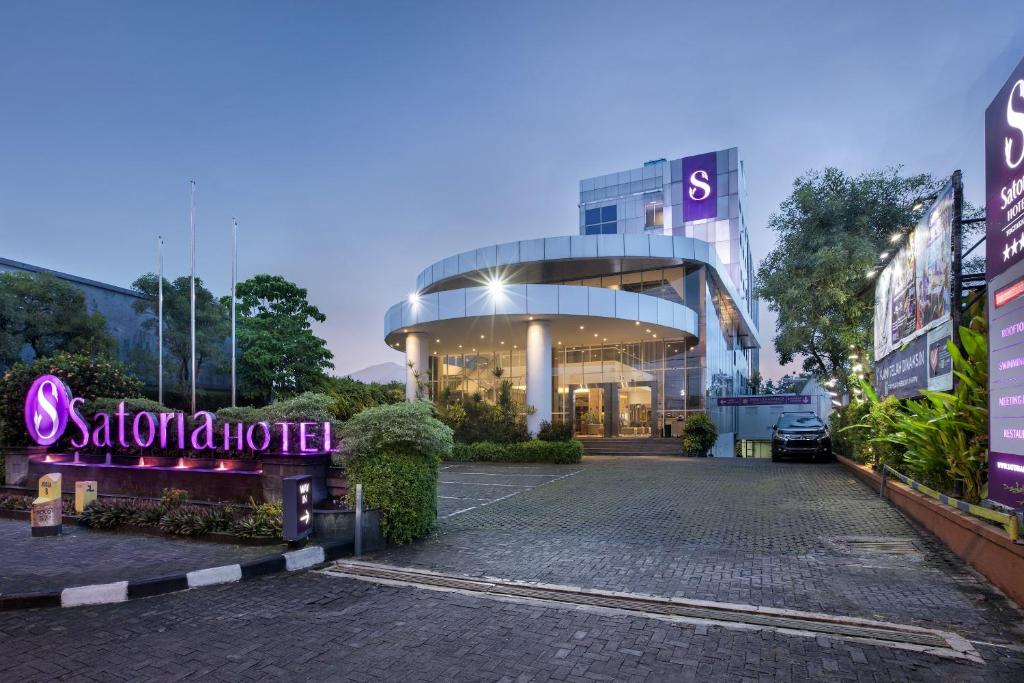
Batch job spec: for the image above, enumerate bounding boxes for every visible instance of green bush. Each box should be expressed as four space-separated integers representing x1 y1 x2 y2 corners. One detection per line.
437 381 529 444
340 401 451 544
342 401 453 461
451 439 583 464
324 376 405 421
537 420 574 442
0 352 143 448
681 413 718 455
261 392 335 423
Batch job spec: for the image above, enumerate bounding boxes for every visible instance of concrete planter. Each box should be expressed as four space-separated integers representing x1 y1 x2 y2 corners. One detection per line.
3 446 48 486
312 507 382 550
260 453 331 506
837 454 1024 607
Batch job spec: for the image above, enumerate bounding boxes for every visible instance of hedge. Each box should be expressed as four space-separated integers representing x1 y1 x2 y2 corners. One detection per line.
340 401 451 544
450 439 583 464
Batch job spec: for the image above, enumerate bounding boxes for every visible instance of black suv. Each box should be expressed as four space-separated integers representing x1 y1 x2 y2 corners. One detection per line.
771 412 832 462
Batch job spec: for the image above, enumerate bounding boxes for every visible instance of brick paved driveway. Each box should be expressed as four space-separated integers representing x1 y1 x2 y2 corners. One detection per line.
1 456 1023 681
374 457 1024 645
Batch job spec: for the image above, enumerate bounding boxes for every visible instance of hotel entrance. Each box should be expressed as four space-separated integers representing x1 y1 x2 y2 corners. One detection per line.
571 383 653 437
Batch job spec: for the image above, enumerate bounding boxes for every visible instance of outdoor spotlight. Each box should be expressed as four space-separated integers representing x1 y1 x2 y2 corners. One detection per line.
408 292 420 304
866 269 877 278
880 252 888 259
890 233 902 243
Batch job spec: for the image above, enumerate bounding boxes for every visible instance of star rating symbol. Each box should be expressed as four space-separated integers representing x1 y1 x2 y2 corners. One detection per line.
1005 236 1024 261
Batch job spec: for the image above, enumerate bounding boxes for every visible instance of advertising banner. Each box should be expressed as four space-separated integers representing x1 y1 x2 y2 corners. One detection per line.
987 55 1024 510
873 319 953 399
682 152 717 221
716 395 810 407
873 182 954 363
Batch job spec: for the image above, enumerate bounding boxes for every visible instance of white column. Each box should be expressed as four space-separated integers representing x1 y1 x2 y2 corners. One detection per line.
405 332 429 401
526 319 552 436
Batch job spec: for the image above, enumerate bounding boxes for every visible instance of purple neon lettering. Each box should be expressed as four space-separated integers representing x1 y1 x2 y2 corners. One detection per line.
299 422 316 453
133 411 156 448
222 422 244 451
158 412 174 448
176 412 186 449
69 397 90 448
116 401 130 448
191 411 215 450
275 422 294 452
246 421 272 451
91 412 112 448
323 421 332 452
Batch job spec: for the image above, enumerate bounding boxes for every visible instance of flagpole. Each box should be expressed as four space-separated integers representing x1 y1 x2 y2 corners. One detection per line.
231 218 237 407
157 235 164 405
189 180 197 415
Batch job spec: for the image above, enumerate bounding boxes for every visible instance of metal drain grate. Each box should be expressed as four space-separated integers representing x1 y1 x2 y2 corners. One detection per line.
322 561 980 663
845 539 919 554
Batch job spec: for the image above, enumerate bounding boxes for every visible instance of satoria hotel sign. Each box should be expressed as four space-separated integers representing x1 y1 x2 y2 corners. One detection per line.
23 375 333 455
682 152 717 221
987 55 1024 509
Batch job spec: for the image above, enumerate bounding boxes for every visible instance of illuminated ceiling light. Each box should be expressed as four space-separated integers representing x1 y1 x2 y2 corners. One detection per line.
480 334 485 339
593 333 598 337
579 325 585 330
645 329 651 333
558 341 562 345
603 338 607 342
652 334 657 338
513 345 517 349
458 344 463 349
635 321 640 325
408 292 421 305
500 341 505 345
435 338 440 342
472 348 477 352
486 277 506 297
528 316 533 321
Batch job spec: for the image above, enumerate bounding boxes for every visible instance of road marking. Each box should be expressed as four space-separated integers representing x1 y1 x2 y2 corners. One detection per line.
445 472 576 477
439 468 583 519
440 481 537 488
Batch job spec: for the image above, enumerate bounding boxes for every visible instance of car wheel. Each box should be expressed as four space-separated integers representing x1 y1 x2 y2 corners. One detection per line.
771 453 780 462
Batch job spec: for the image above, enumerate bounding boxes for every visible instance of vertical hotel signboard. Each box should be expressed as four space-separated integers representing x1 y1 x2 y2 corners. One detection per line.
986 55 1024 509
681 152 718 221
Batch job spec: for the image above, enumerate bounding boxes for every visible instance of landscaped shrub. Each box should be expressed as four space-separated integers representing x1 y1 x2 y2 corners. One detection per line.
680 413 718 456
0 352 143 448
437 381 529 444
325 376 404 421
261 392 335 423
340 401 452 544
537 420 574 442
451 439 583 464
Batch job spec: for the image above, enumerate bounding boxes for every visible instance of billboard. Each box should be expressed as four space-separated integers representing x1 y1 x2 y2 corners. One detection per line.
873 181 954 365
987 54 1024 510
682 152 718 221
873 319 953 399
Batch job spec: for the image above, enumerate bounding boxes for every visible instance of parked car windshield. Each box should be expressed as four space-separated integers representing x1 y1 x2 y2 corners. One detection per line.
777 414 824 429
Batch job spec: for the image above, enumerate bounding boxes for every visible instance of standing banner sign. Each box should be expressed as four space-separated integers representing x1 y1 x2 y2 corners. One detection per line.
986 54 1024 510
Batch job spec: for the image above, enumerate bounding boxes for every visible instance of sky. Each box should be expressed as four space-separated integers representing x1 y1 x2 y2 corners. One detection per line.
1 1 1022 379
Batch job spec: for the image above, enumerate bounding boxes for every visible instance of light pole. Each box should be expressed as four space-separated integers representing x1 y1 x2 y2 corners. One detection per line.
157 235 164 405
188 180 197 415
231 218 237 407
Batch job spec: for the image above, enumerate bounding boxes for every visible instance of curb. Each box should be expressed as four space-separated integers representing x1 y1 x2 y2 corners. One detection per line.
0 539 354 612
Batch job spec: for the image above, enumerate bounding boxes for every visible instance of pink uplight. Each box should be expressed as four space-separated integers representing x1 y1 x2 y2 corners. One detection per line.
216 461 227 471
138 457 147 467
43 455 54 463
176 458 187 469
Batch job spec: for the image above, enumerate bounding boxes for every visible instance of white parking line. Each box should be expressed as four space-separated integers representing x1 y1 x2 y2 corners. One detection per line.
444 472 572 477
440 481 536 488
439 468 584 519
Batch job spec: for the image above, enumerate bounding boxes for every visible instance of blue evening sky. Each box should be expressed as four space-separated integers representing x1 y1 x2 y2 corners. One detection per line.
1 1 1022 379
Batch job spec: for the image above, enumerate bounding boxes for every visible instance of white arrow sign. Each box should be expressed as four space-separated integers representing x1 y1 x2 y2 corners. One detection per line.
300 511 310 525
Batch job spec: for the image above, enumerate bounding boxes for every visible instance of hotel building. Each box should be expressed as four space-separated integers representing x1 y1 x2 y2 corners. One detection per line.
384 148 759 446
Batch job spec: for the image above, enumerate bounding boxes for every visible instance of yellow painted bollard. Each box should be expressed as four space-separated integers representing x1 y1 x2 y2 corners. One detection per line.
32 473 63 537
75 481 97 513
38 473 61 501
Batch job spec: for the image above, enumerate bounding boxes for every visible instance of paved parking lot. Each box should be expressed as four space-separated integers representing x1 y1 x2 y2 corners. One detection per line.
436 463 584 519
1 455 1023 681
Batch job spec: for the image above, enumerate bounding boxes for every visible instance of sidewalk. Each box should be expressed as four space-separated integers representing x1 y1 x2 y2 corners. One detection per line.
0 518 282 595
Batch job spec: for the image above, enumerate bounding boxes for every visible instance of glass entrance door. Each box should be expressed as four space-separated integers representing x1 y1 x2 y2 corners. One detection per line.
619 385 652 436
574 387 606 436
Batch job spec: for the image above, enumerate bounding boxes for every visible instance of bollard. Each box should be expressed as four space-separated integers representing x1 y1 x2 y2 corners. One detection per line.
354 483 363 557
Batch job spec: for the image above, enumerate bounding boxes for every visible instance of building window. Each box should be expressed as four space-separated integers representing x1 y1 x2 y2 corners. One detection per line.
645 200 663 228
584 204 617 235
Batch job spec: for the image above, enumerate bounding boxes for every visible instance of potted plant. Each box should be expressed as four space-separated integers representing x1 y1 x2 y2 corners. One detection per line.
681 414 718 457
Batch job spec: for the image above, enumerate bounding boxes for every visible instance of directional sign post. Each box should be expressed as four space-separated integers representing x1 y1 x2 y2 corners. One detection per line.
282 474 314 543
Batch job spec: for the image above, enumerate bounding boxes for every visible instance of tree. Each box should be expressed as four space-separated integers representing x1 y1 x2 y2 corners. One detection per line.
132 274 229 393
0 271 115 369
763 379 778 395
755 167 944 392
748 369 763 395
224 274 334 403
